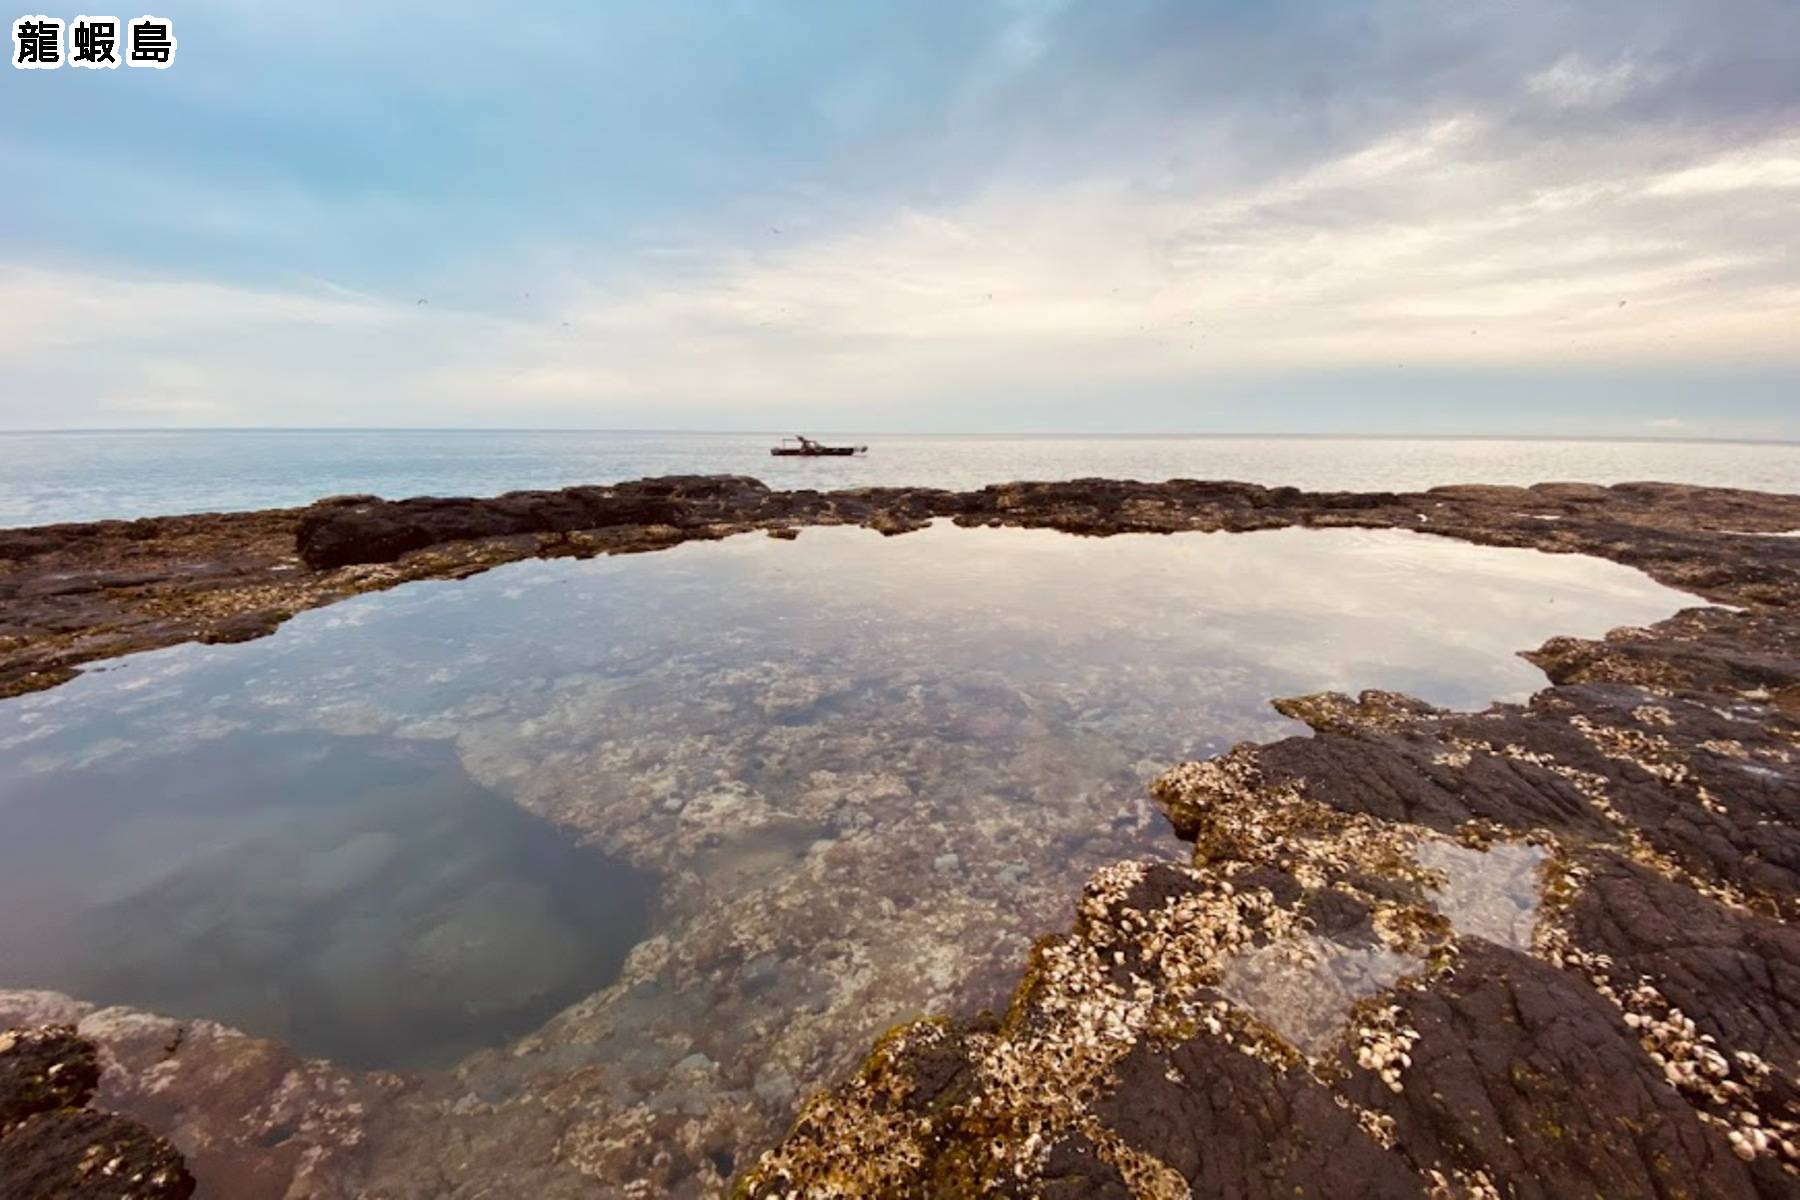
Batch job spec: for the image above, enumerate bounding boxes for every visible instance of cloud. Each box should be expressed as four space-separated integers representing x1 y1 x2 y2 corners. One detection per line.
1527 54 1653 109
457 116 1800 408
2 1 1796 433
0 265 512 426
1644 141 1800 195
2 105 1796 433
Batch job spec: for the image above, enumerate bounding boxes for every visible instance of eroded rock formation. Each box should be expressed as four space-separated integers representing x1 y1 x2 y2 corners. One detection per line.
745 587 1800 1196
1 475 1798 1197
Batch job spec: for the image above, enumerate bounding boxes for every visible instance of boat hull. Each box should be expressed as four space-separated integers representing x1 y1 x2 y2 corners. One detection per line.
770 447 862 456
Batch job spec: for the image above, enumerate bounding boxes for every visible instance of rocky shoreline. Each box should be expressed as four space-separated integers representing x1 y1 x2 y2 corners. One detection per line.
2 475 1798 1198
4 475 1795 703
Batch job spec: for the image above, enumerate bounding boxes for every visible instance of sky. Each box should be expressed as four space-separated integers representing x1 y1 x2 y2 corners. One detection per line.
2 1 1797 436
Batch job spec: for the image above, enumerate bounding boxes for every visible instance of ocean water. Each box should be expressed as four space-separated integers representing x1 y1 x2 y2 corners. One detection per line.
1 429 1795 526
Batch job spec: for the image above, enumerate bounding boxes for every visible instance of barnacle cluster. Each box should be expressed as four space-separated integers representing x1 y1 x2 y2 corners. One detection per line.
1534 918 1799 1174
1569 713 1692 785
1350 1004 1418 1094
744 862 1305 1195
1425 1167 1502 1200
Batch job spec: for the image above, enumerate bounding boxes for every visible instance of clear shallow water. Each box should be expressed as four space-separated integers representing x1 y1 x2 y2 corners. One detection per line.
1 429 1795 526
0 523 1694 1183
0 734 652 1070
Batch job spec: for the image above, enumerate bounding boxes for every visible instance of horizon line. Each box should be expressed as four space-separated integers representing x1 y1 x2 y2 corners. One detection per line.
1 427 1796 448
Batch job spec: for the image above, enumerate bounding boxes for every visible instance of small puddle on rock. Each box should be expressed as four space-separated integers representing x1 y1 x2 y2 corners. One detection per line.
1417 838 1548 952
1216 932 1421 1057
1214 837 1548 1057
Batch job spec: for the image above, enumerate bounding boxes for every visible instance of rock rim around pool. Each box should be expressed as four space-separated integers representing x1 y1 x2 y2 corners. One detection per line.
0 475 1797 1198
3 475 1797 703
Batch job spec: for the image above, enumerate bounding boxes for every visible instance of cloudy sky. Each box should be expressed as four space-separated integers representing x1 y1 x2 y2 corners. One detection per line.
3 1 1797 435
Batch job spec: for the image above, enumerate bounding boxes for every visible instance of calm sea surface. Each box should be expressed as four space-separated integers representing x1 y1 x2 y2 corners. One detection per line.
1 430 1795 526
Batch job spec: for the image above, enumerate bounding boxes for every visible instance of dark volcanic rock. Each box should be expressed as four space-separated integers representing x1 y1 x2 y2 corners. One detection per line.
1363 940 1768 1199
740 483 1800 1198
1094 1028 1423 1199
1527 606 1800 710
292 475 773 568
1563 854 1800 1084
0 1025 194 1200
4 474 1800 1196
0 1110 195 1200
4 474 1797 700
0 1027 98 1128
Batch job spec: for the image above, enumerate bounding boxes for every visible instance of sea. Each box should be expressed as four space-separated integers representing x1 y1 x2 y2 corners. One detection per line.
1 429 1796 527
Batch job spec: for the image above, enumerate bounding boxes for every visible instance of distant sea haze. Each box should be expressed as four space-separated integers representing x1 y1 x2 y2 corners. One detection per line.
1 430 1796 527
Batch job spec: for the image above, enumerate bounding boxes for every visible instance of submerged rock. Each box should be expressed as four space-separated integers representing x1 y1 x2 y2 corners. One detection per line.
0 994 400 1200
2 475 1799 1197
745 614 1800 1196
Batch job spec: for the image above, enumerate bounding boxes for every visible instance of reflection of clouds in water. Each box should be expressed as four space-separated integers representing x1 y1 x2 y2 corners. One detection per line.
0 524 1694 1193
4 523 1691 783
4 524 1696 837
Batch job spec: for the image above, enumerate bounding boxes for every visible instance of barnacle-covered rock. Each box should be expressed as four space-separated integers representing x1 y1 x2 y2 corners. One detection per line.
745 490 1800 1197
3 475 1799 1197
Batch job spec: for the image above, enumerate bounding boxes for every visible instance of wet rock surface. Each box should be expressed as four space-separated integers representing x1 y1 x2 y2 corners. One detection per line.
2 475 1799 1198
0 1023 194 1199
0 993 395 1199
746 493 1800 1196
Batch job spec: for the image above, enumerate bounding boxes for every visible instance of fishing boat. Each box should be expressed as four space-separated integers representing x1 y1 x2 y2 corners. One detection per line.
770 435 868 457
